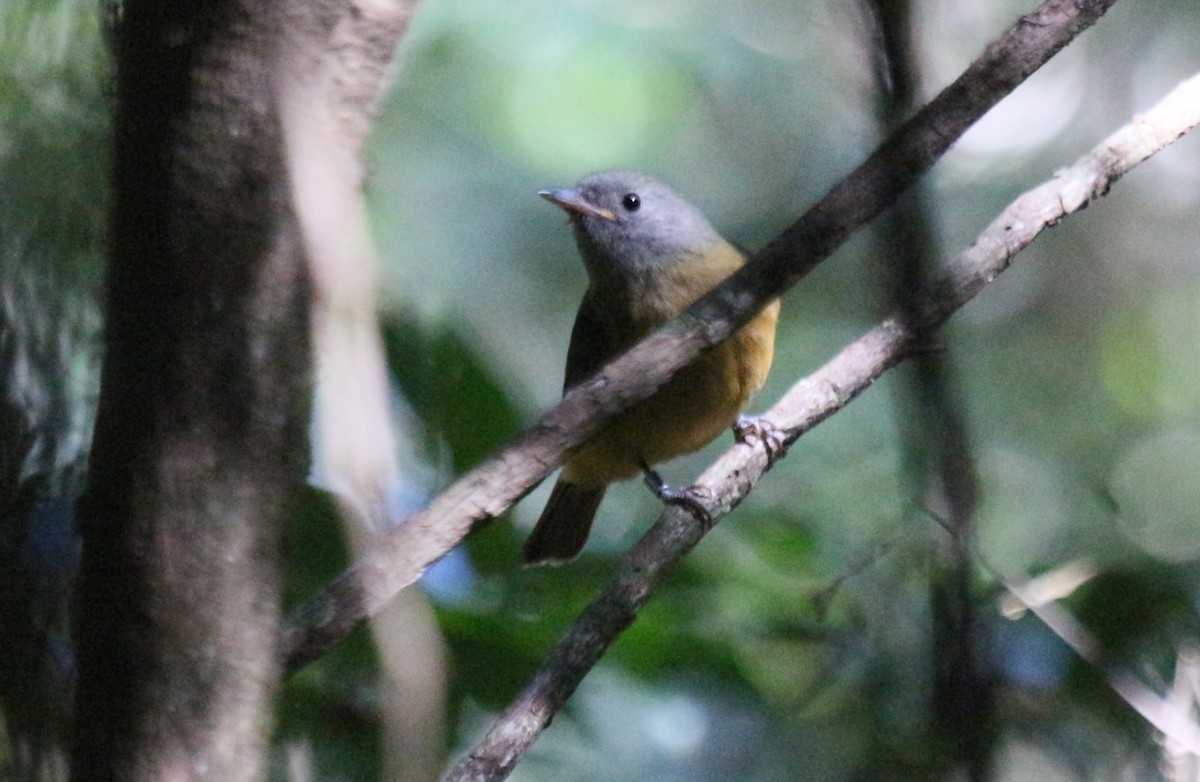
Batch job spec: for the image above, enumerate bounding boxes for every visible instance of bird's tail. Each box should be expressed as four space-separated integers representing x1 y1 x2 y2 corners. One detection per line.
522 479 606 566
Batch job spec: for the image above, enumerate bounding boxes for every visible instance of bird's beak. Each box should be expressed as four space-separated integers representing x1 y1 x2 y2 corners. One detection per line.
538 188 618 222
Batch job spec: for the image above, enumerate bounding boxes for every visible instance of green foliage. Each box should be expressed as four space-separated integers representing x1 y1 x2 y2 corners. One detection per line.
382 315 524 476
278 487 383 782
0 0 109 286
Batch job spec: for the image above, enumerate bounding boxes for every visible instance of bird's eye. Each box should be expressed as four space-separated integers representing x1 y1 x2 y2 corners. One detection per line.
621 193 641 212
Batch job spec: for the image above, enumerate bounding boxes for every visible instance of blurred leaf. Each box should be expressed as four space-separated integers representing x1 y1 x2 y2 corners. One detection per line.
276 486 382 781
382 314 523 476
1072 565 1200 660
1110 429 1200 563
1056 565 1200 746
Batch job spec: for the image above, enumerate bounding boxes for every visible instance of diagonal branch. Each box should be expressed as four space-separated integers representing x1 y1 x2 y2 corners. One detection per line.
444 70 1200 782
279 0 1119 673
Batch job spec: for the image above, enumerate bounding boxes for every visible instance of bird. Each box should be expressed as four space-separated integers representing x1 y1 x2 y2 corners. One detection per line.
523 170 780 565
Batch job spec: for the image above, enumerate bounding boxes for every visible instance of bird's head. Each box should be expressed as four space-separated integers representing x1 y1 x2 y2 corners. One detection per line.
539 170 720 282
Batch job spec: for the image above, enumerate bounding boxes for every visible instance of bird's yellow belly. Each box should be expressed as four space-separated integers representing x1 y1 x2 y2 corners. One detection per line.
563 306 776 485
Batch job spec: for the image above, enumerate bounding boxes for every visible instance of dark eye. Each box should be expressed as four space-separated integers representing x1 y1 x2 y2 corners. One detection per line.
621 193 641 212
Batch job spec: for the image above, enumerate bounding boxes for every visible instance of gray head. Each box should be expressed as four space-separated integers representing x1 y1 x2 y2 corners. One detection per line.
539 171 721 283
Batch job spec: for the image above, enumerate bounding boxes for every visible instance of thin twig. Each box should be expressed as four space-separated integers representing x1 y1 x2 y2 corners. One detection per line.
1000 576 1200 756
281 0 1119 674
443 69 1200 782
1164 645 1200 780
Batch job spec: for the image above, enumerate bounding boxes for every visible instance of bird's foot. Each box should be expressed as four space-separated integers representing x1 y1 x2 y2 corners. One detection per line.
733 415 788 467
641 466 714 527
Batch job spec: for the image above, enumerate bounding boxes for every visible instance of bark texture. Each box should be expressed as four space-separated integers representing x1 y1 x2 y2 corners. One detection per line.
72 2 310 779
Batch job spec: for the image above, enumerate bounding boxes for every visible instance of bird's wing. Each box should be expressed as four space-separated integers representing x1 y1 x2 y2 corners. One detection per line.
562 288 634 392
561 239 748 393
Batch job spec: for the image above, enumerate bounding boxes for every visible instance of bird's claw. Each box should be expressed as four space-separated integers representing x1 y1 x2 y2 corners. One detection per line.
642 467 714 527
733 415 787 467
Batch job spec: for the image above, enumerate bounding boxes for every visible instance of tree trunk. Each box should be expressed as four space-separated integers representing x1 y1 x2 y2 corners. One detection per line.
72 2 310 779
